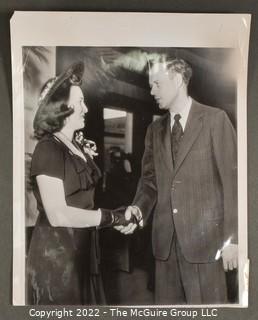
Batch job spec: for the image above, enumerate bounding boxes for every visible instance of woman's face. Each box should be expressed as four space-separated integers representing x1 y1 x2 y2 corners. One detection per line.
67 85 88 130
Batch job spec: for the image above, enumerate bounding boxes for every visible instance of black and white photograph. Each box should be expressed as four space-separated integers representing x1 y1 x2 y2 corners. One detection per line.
11 12 250 307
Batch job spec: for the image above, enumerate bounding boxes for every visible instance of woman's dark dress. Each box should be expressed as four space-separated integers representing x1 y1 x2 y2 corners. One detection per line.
27 135 104 305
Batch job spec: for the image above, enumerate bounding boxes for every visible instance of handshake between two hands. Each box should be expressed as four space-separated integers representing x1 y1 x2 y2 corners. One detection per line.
99 206 141 235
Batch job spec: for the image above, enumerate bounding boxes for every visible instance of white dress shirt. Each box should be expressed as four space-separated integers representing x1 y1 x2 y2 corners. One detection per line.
170 97 192 131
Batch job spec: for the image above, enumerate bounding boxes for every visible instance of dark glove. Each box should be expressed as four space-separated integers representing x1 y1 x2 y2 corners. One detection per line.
98 206 137 229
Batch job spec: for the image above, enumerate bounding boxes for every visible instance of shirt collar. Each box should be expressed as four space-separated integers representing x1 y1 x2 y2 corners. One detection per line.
170 97 192 131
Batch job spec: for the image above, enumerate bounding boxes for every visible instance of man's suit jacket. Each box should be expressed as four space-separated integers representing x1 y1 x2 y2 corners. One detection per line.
133 99 237 263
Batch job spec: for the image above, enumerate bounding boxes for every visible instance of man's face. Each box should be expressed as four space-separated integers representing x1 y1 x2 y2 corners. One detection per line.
149 63 182 111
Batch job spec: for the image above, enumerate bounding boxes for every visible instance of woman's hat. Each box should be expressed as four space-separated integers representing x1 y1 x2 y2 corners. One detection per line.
38 61 84 107
33 61 84 136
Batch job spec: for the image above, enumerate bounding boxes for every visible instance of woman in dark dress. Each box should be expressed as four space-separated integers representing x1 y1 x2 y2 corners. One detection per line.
27 62 130 305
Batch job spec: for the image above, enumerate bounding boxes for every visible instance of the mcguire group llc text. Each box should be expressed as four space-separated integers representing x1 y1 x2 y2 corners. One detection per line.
29 307 219 319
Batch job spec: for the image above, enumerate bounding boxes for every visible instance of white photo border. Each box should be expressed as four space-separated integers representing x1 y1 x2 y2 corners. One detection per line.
11 11 251 307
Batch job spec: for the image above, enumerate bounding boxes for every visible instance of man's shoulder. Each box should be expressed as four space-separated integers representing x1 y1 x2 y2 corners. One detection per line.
192 99 226 118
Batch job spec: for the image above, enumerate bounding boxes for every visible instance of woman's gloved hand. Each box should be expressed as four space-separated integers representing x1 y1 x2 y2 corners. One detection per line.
98 206 137 229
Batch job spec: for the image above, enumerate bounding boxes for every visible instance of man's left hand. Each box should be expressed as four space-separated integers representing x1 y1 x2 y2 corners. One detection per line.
221 243 238 271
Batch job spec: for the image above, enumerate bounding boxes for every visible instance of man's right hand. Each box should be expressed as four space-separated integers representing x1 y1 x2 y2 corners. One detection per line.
114 206 141 234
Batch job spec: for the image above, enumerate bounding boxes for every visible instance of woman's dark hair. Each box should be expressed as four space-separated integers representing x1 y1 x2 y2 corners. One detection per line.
33 61 84 139
34 78 76 139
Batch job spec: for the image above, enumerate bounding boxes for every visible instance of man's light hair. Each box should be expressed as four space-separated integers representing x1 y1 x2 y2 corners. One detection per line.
165 59 192 85
148 55 193 86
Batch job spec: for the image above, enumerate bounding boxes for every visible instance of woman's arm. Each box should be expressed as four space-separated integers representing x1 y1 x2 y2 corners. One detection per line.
37 175 101 227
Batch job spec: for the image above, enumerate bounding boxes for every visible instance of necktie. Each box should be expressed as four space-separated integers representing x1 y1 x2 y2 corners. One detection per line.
171 114 183 165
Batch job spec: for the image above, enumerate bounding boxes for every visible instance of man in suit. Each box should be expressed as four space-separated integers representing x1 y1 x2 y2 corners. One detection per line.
117 58 238 304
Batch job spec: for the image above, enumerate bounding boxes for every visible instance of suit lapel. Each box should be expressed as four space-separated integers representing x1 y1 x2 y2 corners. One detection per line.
156 113 174 173
172 100 204 178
